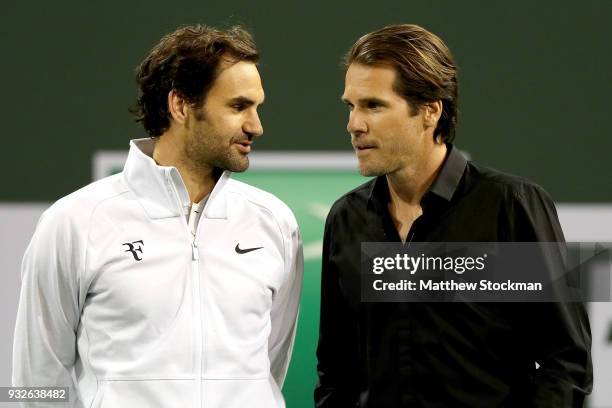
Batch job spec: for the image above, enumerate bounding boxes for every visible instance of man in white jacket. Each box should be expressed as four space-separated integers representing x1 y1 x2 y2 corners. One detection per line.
13 25 303 408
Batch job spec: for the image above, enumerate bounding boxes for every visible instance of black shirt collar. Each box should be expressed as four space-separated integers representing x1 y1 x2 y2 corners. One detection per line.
428 143 468 201
368 143 467 209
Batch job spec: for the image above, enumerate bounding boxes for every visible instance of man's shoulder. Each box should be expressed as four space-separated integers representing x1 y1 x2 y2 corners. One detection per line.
466 161 553 202
226 178 298 228
327 177 376 219
42 173 129 227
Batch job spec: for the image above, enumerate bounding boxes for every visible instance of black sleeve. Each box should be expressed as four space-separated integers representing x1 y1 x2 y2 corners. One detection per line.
506 183 593 408
314 210 361 407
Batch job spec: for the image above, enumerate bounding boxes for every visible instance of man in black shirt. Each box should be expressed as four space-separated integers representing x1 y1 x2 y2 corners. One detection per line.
314 24 592 407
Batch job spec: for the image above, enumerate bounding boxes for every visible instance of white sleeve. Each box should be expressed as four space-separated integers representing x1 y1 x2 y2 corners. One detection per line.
268 222 304 388
12 209 84 407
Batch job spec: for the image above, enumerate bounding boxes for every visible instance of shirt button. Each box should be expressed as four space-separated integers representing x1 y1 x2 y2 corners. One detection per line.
401 393 415 406
398 365 411 376
398 328 411 340
398 343 411 354
398 354 412 366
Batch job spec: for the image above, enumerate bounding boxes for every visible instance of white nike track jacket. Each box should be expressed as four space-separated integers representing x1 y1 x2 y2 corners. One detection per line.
12 139 304 407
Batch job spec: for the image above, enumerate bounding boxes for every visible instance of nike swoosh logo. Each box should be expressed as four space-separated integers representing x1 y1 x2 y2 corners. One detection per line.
235 244 264 254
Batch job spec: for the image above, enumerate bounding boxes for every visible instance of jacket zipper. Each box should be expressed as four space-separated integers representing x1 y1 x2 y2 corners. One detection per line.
168 178 204 407
192 237 203 407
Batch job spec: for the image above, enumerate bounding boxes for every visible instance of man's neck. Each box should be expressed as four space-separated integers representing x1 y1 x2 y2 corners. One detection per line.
384 141 447 243
152 131 216 203
386 142 448 207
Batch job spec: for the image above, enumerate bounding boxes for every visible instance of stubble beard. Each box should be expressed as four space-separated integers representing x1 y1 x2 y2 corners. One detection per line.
357 155 390 177
359 163 383 177
184 122 250 177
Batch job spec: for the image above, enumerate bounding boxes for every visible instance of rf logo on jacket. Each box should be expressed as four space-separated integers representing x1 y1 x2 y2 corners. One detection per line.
123 240 144 261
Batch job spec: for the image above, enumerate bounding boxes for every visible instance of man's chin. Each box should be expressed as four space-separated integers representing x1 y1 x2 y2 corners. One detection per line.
224 156 250 173
358 163 386 177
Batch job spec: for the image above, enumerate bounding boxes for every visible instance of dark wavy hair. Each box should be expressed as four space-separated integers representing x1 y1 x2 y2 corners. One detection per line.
131 25 259 137
344 24 458 143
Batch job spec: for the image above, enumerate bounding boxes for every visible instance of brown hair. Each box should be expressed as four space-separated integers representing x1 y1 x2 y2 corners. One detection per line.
345 24 458 142
131 25 259 137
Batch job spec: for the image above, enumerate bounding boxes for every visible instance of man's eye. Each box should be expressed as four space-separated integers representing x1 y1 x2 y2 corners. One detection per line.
232 104 246 111
367 102 380 110
345 104 354 111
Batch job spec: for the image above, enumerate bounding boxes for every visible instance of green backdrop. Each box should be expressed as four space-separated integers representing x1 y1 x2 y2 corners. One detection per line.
1 0 611 202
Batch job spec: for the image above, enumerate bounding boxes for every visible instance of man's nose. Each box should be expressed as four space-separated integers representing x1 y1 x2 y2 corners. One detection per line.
347 111 367 135
244 111 264 138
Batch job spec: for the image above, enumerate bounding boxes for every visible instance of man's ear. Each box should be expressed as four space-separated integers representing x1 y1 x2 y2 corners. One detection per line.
423 100 443 129
168 89 189 125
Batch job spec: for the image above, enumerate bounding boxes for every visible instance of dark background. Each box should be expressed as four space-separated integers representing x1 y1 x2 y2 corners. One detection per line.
1 1 610 201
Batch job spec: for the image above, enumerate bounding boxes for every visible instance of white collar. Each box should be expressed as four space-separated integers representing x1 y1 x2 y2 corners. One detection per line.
122 138 231 220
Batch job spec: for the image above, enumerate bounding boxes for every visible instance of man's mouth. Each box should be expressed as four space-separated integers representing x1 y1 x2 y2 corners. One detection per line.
354 144 376 152
233 140 252 154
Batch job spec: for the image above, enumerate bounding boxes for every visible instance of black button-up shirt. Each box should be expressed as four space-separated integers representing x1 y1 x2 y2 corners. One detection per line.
315 145 592 407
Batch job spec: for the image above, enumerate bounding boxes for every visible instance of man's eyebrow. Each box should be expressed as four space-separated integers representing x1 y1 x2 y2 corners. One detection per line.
341 97 388 106
359 97 388 106
228 96 255 105
227 96 265 106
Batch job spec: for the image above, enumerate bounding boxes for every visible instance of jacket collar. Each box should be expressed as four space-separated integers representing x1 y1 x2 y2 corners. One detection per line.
122 138 230 220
